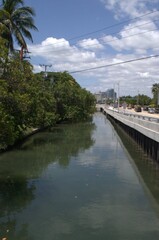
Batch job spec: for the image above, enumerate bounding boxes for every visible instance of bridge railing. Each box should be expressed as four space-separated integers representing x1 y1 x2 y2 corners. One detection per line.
118 111 159 123
97 104 159 124
102 106 159 142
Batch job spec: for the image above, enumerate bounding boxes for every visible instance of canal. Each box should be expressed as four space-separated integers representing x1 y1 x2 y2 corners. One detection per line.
0 112 159 240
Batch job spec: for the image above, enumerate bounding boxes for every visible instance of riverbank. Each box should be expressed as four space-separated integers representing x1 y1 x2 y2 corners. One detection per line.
0 127 41 153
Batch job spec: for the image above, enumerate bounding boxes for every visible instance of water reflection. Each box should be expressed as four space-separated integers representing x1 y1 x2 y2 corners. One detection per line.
109 117 159 208
0 121 95 239
0 113 159 239
0 176 35 239
0 121 96 175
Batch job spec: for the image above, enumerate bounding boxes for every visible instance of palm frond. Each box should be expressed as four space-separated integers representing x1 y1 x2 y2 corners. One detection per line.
0 0 37 52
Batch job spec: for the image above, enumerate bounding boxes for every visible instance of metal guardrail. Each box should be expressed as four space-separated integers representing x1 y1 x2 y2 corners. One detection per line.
117 111 159 123
98 104 159 142
97 105 159 123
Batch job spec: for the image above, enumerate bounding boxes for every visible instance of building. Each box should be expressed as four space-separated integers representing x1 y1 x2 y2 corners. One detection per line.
94 92 103 103
94 89 117 103
105 89 117 100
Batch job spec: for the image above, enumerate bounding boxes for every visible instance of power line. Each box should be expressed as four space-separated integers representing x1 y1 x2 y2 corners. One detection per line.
78 19 159 47
66 9 159 41
29 18 159 55
102 28 158 45
30 27 159 55
69 54 159 74
29 9 159 50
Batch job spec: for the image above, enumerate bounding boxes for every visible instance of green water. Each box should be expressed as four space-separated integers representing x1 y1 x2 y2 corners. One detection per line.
0 112 159 240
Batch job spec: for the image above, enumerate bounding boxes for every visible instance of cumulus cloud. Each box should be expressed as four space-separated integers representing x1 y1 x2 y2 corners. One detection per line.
102 19 159 52
100 0 159 18
77 38 104 50
29 35 159 96
29 37 97 72
28 0 159 97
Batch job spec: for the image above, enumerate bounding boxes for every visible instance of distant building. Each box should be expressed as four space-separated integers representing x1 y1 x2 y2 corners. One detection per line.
105 89 117 100
94 92 103 103
94 89 117 103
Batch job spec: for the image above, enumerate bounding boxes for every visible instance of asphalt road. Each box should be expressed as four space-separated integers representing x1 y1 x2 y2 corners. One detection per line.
123 108 159 119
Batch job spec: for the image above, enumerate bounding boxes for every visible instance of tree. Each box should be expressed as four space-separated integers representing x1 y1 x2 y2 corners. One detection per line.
137 94 151 106
0 57 96 150
0 53 35 149
52 72 96 122
0 33 8 75
152 83 159 106
28 74 57 128
0 0 37 53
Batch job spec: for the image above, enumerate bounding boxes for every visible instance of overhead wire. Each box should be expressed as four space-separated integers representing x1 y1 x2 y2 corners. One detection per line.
29 26 159 55
34 27 159 73
69 54 159 74
66 9 159 41
29 9 159 50
101 28 158 45
28 9 159 74
78 18 159 44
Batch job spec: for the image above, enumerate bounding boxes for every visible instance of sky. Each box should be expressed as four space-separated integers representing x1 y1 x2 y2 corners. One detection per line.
24 0 159 97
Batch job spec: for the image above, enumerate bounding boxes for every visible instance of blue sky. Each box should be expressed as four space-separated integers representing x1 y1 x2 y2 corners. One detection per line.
24 0 159 97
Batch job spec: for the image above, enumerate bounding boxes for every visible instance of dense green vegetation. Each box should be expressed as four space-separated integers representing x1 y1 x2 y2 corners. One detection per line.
107 88 159 107
0 0 96 150
0 41 96 150
152 83 159 106
0 0 37 53
119 87 159 108
119 94 152 106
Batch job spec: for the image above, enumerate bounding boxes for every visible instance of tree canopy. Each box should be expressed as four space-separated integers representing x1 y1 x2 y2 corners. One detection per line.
0 44 96 150
0 1 96 151
0 0 38 53
152 83 159 106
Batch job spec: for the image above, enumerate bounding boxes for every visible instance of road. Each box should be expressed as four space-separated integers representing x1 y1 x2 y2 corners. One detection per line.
97 104 159 120
123 108 159 119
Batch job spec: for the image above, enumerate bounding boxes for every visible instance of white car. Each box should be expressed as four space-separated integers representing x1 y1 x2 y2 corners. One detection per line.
148 108 155 114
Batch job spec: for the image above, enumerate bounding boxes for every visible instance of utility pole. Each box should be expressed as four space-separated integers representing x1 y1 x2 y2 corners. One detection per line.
113 83 115 105
137 90 139 105
14 48 31 60
39 64 52 78
20 47 31 60
117 81 120 112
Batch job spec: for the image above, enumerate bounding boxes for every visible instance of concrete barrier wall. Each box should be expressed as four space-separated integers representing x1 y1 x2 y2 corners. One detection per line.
104 108 159 143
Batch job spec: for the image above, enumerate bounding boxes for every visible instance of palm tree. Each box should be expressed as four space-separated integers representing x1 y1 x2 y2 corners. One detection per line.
152 83 159 106
0 0 38 54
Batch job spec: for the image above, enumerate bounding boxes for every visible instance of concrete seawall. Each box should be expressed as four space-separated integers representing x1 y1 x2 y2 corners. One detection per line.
99 105 159 162
105 108 159 143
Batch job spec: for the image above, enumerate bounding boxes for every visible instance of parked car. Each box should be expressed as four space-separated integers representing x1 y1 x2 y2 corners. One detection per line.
127 104 132 109
155 108 159 113
134 105 142 112
148 108 155 114
143 106 148 111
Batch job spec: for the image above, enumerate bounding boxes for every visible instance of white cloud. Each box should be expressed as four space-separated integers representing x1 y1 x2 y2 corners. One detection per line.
100 0 159 18
29 37 97 69
137 72 150 78
77 38 104 50
29 35 159 97
102 19 159 52
28 0 159 98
